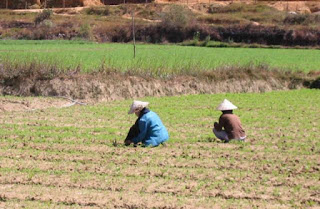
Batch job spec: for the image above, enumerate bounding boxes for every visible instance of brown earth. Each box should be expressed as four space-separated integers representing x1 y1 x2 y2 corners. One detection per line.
171 1 320 14
0 72 308 112
0 97 76 112
82 0 103 6
0 71 308 104
5 1 320 14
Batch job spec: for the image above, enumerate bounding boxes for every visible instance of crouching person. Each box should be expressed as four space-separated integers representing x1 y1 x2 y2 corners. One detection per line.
213 99 246 143
124 100 169 147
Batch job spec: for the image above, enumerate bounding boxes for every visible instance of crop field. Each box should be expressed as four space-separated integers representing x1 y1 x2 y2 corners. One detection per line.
0 89 319 208
1 40 320 72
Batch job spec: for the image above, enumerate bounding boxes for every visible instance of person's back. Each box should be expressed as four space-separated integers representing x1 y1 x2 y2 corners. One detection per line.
140 111 169 146
125 101 169 147
218 113 245 140
213 99 246 142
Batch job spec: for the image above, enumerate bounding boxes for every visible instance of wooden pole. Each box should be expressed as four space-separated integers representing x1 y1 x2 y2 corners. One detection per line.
63 0 65 8
132 10 136 59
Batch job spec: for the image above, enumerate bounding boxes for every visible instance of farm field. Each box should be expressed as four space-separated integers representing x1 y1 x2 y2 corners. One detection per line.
0 89 319 208
1 40 320 72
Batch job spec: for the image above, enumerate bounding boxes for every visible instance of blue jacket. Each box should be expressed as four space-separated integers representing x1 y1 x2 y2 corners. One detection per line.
132 110 169 147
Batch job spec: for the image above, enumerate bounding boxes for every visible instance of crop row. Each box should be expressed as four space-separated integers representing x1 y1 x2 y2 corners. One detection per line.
1 40 320 72
0 89 319 208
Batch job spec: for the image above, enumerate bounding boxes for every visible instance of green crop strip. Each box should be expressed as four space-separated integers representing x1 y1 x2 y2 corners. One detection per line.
0 40 320 72
0 89 319 208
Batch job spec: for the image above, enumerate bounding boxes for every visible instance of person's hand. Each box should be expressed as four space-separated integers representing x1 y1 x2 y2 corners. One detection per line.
124 140 132 146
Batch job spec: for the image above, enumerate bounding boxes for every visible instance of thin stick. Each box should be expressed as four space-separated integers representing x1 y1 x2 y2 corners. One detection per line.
132 10 136 59
55 96 87 105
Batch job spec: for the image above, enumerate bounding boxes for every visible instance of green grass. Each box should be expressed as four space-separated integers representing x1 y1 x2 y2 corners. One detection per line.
0 89 319 208
0 40 320 72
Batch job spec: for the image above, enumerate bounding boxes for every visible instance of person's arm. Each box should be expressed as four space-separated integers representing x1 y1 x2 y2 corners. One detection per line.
214 116 224 131
132 119 148 144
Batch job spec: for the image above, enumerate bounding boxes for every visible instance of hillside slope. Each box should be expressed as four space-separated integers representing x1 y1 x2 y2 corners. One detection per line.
82 0 103 6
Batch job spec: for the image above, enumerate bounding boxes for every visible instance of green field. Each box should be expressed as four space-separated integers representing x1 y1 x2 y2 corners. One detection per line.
1 40 320 72
0 89 319 208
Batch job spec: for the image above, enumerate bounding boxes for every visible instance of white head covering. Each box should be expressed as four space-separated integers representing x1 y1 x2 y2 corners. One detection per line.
216 99 238 111
128 100 149 114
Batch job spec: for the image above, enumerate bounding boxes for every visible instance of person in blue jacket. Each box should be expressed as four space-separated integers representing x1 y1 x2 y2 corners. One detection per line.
124 100 169 147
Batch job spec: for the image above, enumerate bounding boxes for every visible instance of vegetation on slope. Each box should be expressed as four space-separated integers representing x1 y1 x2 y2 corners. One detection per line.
0 3 320 46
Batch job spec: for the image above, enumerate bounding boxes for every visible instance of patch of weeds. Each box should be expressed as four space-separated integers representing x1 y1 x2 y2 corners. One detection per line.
0 194 7 202
159 5 193 29
77 23 93 41
84 6 113 16
34 9 52 26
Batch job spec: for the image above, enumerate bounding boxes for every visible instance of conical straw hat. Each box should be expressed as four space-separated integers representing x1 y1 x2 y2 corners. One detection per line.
216 99 237 111
128 100 149 114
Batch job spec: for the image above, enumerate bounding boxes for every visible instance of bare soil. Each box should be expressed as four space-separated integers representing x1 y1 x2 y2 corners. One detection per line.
0 71 308 102
0 97 73 112
157 0 320 14
10 1 320 15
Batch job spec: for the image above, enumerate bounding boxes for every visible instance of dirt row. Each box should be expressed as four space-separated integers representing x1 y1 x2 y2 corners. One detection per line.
0 153 319 208
1 142 319 186
0 70 308 104
0 183 294 209
1 154 318 186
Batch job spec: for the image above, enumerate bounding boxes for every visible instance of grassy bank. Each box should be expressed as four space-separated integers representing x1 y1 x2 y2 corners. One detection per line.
1 40 320 72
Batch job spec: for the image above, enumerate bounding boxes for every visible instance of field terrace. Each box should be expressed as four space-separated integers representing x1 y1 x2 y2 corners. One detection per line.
0 89 319 208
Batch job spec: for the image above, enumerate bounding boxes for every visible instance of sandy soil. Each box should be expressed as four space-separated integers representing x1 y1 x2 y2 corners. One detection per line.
13 7 86 15
0 97 82 112
82 0 103 6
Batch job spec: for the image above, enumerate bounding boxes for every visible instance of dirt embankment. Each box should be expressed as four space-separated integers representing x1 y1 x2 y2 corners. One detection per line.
0 69 315 102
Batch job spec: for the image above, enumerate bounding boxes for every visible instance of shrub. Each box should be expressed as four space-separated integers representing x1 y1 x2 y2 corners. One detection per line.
193 31 200 44
160 5 192 29
208 4 224 14
34 9 52 26
209 3 245 13
84 6 111 16
284 14 308 25
202 35 211 46
310 77 320 89
41 20 54 28
78 23 93 40
284 14 320 26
